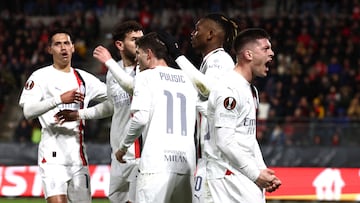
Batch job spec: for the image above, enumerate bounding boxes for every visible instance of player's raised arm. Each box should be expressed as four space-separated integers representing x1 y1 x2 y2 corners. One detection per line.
93 45 134 94
158 31 213 98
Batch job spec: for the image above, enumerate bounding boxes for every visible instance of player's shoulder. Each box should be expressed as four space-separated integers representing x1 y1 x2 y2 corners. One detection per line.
116 59 124 68
206 54 234 70
214 72 239 92
74 68 99 80
210 48 234 59
30 65 54 77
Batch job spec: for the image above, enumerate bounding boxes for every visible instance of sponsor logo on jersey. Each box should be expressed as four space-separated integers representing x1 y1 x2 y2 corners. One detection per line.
164 150 187 163
223 97 236 110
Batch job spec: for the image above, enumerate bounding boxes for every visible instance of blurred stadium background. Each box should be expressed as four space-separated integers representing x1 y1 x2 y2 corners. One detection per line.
1 0 360 202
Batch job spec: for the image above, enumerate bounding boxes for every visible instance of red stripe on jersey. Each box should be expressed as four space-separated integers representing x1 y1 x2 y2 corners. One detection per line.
78 121 87 165
134 138 141 158
74 69 87 166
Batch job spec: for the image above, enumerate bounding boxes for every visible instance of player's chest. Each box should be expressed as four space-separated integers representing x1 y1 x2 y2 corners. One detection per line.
43 73 80 95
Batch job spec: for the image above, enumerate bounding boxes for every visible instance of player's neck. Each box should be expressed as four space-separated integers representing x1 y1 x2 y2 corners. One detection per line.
122 57 136 68
202 45 222 58
234 63 252 83
53 64 71 72
149 58 168 68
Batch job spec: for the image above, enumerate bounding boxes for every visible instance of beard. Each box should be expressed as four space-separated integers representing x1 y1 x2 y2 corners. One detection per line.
122 48 136 62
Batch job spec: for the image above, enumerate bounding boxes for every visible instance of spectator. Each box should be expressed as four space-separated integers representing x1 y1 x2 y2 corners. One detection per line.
269 122 286 146
347 96 360 120
2 0 360 147
13 117 32 143
331 131 341 146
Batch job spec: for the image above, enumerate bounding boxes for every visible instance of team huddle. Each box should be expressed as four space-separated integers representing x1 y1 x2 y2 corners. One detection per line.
19 12 281 203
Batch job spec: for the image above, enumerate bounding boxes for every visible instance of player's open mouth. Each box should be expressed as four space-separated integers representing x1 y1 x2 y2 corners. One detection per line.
265 60 272 69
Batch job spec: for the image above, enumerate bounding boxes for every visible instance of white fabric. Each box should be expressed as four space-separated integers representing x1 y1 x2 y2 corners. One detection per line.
122 66 197 174
193 158 209 203
136 172 193 203
19 65 107 166
175 56 211 97
197 48 234 159
207 174 265 203
176 49 234 202
106 60 139 160
207 70 267 202
108 155 139 203
75 59 139 202
105 58 135 94
40 164 91 202
78 99 113 120
105 60 139 202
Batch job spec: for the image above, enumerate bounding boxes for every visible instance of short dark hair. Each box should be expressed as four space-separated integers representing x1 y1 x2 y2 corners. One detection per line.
112 20 143 41
48 28 73 45
203 13 239 52
233 28 271 53
136 32 168 60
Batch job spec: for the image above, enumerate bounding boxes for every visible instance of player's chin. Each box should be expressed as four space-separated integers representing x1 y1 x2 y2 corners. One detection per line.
258 68 268 78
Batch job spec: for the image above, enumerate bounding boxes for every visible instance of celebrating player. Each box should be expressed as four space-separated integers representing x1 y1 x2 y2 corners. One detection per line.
19 29 107 203
117 32 198 203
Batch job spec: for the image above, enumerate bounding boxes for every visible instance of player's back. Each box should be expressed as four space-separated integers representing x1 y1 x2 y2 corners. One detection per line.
132 66 197 174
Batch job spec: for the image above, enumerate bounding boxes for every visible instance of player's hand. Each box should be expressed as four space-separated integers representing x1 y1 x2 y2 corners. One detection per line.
115 149 127 163
265 177 282 193
255 168 278 189
61 88 84 104
157 30 182 59
93 45 112 64
54 109 80 124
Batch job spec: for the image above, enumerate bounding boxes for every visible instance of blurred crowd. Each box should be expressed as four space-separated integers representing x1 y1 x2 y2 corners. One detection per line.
2 0 360 146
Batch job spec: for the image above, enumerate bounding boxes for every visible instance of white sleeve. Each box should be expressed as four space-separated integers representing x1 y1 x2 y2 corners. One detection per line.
23 96 62 120
175 56 212 97
196 100 208 117
86 74 108 102
120 110 148 150
215 126 260 182
78 99 114 120
105 59 134 94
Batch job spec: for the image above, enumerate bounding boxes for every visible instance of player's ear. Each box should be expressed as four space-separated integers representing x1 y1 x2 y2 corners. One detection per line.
115 40 124 51
146 48 153 60
244 49 253 60
207 29 214 41
47 45 53 55
71 43 75 53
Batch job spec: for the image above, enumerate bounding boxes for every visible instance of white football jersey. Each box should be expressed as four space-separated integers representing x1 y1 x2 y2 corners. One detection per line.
107 60 140 160
19 65 107 166
207 71 266 179
197 48 234 159
131 66 197 174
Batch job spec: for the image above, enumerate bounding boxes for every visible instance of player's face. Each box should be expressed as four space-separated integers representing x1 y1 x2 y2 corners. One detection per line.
135 46 149 72
48 33 74 67
122 30 144 62
250 38 274 78
190 19 209 52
